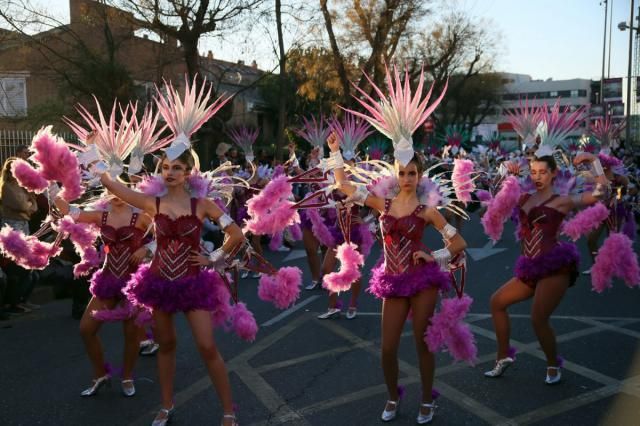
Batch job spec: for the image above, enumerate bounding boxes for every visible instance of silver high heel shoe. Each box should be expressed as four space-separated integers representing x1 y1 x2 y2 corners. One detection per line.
381 400 399 422
545 366 562 385
80 374 111 396
221 413 238 426
121 379 136 397
483 357 514 378
151 406 174 426
416 402 436 424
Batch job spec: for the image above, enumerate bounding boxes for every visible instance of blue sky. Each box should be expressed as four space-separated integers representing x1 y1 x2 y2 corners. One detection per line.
29 0 635 81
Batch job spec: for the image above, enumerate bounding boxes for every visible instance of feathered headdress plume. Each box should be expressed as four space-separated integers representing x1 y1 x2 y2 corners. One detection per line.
155 75 232 161
589 116 625 150
295 115 330 150
345 64 447 166
505 98 544 148
535 100 587 158
329 113 373 160
128 104 172 174
227 126 259 162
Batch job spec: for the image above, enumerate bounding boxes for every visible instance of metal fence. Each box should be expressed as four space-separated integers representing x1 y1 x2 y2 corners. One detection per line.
0 129 76 166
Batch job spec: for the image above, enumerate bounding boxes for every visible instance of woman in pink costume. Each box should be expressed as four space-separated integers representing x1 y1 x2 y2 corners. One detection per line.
100 149 244 426
55 194 152 397
326 133 467 423
484 153 610 384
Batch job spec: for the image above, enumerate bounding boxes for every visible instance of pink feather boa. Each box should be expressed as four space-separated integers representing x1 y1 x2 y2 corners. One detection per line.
561 203 609 241
244 176 300 235
137 174 167 197
0 226 61 269
11 159 48 192
322 242 364 293
54 216 101 277
306 209 335 247
288 223 303 241
481 176 521 242
424 294 477 364
230 303 258 342
258 266 302 309
452 159 475 203
15 127 83 201
591 232 640 293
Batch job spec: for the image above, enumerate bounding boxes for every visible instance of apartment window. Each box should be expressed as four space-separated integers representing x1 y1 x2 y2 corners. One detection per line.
0 77 27 117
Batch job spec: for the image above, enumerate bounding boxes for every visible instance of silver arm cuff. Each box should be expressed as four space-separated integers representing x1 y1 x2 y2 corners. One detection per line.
326 151 345 170
432 248 452 270
69 205 81 220
217 213 234 230
144 240 157 256
592 158 605 176
349 185 369 206
439 223 457 240
208 248 228 271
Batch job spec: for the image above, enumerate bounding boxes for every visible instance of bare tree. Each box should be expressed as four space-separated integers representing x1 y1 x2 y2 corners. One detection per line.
109 0 263 79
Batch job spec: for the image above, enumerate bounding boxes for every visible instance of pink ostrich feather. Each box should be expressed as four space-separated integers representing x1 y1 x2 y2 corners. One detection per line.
11 159 48 193
155 75 231 139
54 216 100 277
227 126 259 155
244 176 299 235
561 203 609 241
295 115 330 149
136 174 167 197
344 64 447 166
424 294 477 364
481 176 521 242
230 302 258 342
288 223 303 241
322 242 364 293
0 226 60 269
258 266 302 309
598 152 625 174
306 209 335 247
368 176 398 199
591 233 640 293
26 127 84 201
328 113 374 160
590 116 625 148
504 98 544 140
451 159 475 203
132 103 172 155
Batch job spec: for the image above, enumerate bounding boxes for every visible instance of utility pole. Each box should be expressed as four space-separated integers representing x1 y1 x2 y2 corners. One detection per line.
625 1 635 145
601 0 608 106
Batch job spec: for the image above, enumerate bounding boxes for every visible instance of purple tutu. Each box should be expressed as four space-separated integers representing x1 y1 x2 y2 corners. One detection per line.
368 260 451 299
124 264 230 313
300 210 313 231
90 269 127 300
515 242 579 287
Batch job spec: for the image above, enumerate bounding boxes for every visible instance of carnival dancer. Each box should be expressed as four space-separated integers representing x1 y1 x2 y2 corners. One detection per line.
54 191 152 397
324 65 471 424
97 78 248 426
482 102 611 385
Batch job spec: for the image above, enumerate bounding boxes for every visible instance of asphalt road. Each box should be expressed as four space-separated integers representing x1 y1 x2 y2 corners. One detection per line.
1 214 639 426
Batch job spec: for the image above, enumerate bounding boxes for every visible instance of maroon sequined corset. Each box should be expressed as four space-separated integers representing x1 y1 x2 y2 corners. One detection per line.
150 198 202 281
380 200 427 274
518 194 566 258
100 212 145 278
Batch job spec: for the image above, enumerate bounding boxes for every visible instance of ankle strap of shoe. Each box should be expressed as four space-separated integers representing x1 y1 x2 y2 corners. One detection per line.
421 402 436 408
547 366 560 370
386 400 399 406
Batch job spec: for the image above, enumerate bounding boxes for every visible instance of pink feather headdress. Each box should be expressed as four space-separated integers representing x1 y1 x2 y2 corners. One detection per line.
329 113 374 161
227 126 259 162
504 98 544 147
345 64 447 166
128 104 172 174
535 100 587 158
65 98 140 177
589 116 625 149
295 115 330 149
155 75 232 161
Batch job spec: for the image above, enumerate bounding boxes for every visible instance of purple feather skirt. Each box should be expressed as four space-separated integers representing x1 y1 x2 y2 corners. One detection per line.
514 242 579 288
123 264 229 313
300 210 313 231
369 260 451 299
90 269 127 300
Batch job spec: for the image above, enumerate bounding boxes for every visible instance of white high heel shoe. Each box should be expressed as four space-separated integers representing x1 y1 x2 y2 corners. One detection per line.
221 413 238 426
80 374 111 396
381 400 399 422
545 366 562 385
416 402 436 424
483 357 514 378
151 406 174 426
121 379 136 397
